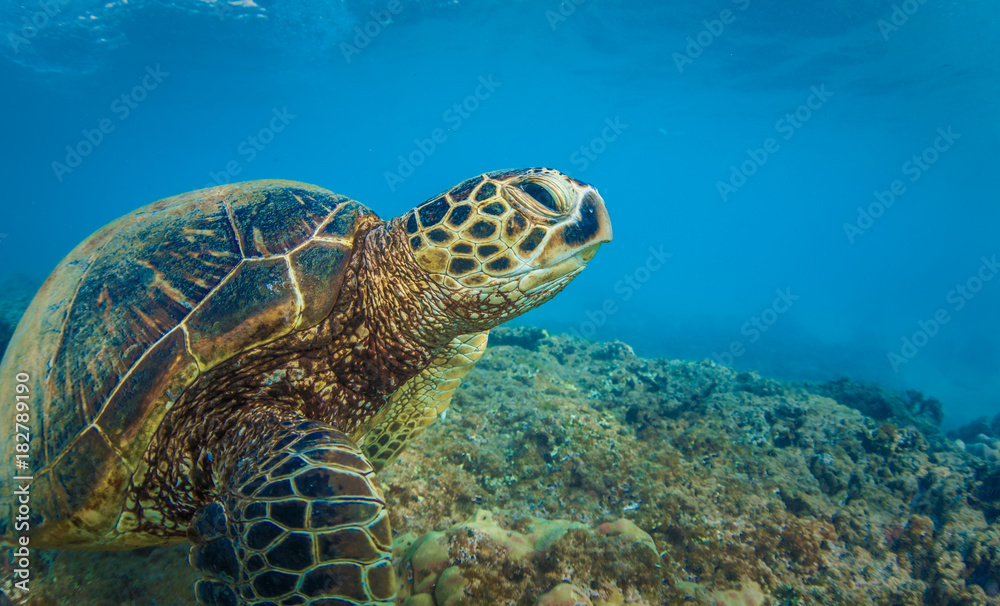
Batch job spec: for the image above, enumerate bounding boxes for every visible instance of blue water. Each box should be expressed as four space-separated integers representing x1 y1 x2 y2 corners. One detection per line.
1 0 997 424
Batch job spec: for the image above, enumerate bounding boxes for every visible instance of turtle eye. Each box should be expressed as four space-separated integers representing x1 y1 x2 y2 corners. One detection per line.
518 182 561 213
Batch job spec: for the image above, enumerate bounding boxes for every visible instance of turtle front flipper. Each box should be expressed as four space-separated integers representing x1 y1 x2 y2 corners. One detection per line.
359 331 489 472
189 419 396 606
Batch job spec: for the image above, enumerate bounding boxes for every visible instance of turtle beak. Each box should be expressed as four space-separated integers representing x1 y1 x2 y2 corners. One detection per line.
586 189 613 245
511 179 612 294
530 188 611 270
579 241 602 262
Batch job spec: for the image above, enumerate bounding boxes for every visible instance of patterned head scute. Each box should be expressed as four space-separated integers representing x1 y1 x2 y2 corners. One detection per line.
400 167 612 327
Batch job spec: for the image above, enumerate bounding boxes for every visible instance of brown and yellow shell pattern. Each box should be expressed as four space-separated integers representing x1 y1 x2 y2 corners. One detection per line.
0 180 376 545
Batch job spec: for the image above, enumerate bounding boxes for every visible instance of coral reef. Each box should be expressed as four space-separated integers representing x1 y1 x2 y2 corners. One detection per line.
950 414 1000 442
393 510 664 605
3 323 999 605
949 414 1000 463
805 377 945 437
381 330 1000 604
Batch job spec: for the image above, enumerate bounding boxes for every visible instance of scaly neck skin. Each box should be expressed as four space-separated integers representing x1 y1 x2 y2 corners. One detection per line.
358 218 458 349
348 217 457 391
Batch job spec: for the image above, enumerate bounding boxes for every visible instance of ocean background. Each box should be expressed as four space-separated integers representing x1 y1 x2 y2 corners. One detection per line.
1 0 997 425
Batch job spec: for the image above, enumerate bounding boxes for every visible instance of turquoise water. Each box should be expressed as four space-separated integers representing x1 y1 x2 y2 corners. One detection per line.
1 0 998 425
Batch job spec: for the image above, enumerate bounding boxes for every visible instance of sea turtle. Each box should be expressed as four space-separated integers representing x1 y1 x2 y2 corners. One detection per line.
0 168 611 605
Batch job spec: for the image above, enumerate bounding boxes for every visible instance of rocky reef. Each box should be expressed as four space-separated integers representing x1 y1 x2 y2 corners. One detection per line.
3 324 999 605
393 510 664 605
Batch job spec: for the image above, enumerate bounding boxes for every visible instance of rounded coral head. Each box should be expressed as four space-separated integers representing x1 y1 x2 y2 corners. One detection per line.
398 167 612 329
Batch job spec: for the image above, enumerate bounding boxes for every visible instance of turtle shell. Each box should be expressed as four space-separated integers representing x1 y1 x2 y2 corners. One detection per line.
0 180 377 546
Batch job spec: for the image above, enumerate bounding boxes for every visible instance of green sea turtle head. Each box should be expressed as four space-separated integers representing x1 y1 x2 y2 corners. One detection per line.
396 167 612 332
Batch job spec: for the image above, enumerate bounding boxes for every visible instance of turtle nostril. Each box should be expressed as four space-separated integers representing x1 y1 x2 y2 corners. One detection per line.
518 182 560 212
